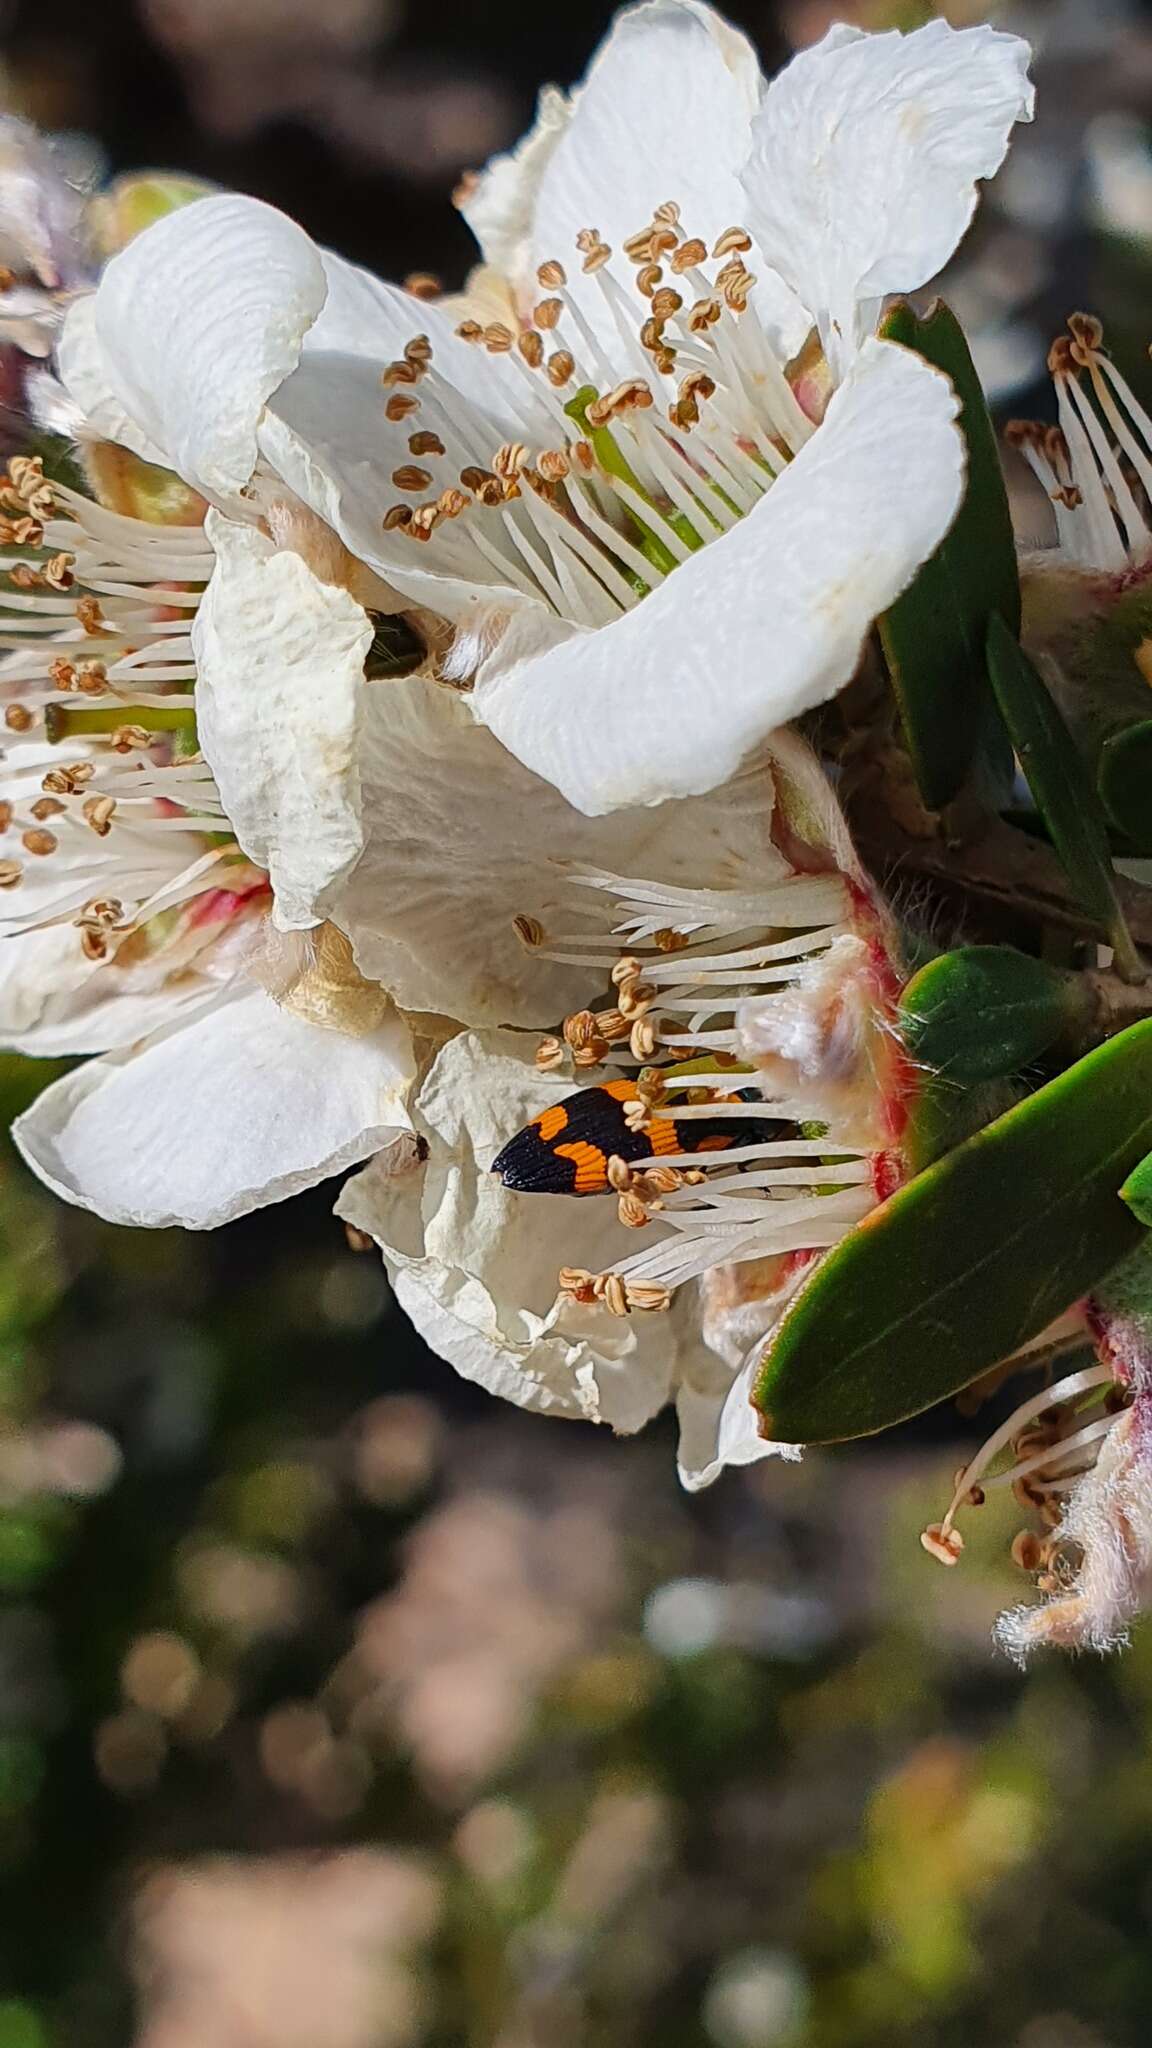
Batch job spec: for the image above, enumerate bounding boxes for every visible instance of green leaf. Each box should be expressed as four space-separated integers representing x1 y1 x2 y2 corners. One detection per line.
877 299 1020 809
1121 1150 1152 1228
899 945 1088 1083
1098 719 1152 854
986 614 1142 979
754 1018 1152 1444
903 1073 1022 1176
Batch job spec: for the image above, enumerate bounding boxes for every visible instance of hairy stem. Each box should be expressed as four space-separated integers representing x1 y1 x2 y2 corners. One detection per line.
852 802 1152 959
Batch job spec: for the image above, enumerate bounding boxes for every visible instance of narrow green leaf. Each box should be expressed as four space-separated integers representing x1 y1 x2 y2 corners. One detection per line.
1098 719 1152 854
986 614 1142 979
899 945 1088 1083
1121 1150 1152 1228
754 1018 1152 1444
877 298 1020 809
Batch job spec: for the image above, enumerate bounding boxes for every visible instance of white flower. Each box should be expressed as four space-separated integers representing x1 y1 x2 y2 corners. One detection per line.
0 445 877 1249
1009 312 1152 577
0 429 882 1245
921 1271 1152 1656
0 424 907 1470
0 448 901 1482
55 2 1033 816
0 457 413 1228
336 1030 811 1492
995 1389 1152 1657
189 491 843 1033
0 3 1039 1470
996 1269 1152 1656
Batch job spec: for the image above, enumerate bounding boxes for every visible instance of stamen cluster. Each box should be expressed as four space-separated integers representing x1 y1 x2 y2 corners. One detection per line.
374 201 812 631
0 457 261 970
513 865 881 1317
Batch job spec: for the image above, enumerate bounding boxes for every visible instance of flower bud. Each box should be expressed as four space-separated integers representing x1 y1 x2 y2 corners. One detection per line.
90 173 216 259
81 444 206 527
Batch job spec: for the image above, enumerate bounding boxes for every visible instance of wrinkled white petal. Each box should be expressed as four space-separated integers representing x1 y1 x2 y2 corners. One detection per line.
524 0 808 361
744 18 1034 376
195 511 370 932
13 987 413 1229
56 295 173 468
60 194 328 503
677 1350 801 1492
337 1032 679 1430
337 672 789 1028
340 1031 810 1486
474 338 963 813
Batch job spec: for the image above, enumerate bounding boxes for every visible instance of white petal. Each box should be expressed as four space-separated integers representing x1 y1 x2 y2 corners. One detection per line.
457 84 572 284
0 926 91 1048
338 671 789 1028
524 0 809 360
743 18 1034 376
336 1031 678 1431
307 247 557 443
677 1256 813 1488
56 295 173 468
258 249 557 624
194 512 370 932
474 338 963 813
0 924 234 1057
61 194 328 503
677 1351 801 1493
13 987 413 1229
258 364 538 628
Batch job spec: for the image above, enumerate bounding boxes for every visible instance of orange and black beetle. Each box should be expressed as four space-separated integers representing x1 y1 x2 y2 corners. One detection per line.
491 1076 780 1196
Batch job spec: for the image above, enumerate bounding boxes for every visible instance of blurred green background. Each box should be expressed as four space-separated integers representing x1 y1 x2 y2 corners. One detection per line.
5 1 1152 2043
